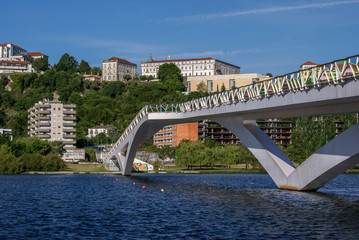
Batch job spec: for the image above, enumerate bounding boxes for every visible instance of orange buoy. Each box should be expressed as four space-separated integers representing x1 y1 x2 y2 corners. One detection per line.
142 186 146 189
161 189 164 192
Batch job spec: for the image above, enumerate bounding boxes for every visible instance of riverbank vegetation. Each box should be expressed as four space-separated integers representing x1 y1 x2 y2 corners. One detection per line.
0 136 66 174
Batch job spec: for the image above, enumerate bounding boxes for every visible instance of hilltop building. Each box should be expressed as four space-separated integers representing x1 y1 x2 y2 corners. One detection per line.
102 57 137 81
141 56 241 79
300 61 319 70
28 97 84 162
187 73 267 92
0 43 48 74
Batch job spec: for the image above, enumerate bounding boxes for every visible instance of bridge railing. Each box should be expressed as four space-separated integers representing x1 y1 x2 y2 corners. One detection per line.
104 54 359 162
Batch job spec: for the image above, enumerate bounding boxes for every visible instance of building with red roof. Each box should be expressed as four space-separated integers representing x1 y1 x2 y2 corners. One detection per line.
0 43 48 73
102 57 137 81
300 61 319 69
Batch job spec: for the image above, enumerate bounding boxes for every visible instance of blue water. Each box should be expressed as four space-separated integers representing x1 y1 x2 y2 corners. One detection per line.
1 173 359 239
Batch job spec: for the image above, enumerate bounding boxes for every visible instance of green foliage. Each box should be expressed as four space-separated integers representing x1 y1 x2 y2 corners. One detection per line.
123 74 132 81
100 81 126 99
175 140 257 169
196 81 207 93
78 60 91 74
221 83 226 92
55 53 79 72
157 63 185 92
33 58 49 72
85 148 97 162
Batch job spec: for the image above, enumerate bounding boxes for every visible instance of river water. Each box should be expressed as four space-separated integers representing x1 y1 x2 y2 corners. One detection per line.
0 173 359 239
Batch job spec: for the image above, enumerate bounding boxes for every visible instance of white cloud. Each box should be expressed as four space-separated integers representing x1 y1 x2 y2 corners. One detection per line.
156 0 359 22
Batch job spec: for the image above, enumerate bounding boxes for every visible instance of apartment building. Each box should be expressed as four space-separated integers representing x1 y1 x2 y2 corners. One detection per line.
28 98 84 161
141 56 241 79
153 123 198 147
102 57 137 81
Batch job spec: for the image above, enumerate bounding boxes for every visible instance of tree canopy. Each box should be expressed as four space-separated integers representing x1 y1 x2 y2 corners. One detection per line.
55 53 78 72
78 60 91 74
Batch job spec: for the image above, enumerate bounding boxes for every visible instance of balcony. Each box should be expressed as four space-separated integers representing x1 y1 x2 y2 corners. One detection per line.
35 104 51 108
37 134 51 139
63 128 76 133
35 128 51 133
63 134 76 139
39 116 50 120
63 122 75 127
63 110 76 115
63 116 76 121
37 110 50 114
63 104 76 109
36 122 51 127
63 140 76 145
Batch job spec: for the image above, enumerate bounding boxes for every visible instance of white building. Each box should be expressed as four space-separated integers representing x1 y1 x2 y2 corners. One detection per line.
0 43 48 74
300 61 318 70
87 124 109 138
0 128 13 141
102 57 137 81
0 43 27 59
141 56 241 78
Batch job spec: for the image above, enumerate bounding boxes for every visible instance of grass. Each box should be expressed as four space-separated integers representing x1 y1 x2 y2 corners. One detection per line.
160 164 266 174
65 163 110 173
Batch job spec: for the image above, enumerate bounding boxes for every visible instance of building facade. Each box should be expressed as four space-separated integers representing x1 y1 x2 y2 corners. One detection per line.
102 57 137 81
141 56 241 79
0 43 27 59
153 122 198 147
187 73 267 92
87 124 109 138
28 99 77 151
0 43 47 74
0 128 13 141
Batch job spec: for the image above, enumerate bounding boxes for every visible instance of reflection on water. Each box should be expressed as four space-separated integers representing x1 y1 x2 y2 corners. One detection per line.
0 173 358 239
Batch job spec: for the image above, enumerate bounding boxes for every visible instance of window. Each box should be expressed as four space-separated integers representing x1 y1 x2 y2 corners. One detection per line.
229 79 235 89
188 82 191 92
207 80 213 92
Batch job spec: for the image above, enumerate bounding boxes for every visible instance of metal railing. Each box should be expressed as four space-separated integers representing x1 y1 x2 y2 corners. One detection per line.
104 54 359 162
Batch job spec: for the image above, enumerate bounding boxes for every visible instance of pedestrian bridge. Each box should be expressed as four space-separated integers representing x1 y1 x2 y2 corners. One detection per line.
104 54 359 191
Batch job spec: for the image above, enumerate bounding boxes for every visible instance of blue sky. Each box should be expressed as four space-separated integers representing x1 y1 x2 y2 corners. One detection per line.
2 0 359 76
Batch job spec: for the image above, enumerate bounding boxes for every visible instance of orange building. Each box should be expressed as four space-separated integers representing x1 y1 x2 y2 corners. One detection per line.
153 122 198 147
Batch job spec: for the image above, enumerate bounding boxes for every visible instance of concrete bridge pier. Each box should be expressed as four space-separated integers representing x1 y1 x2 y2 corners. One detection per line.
212 116 359 191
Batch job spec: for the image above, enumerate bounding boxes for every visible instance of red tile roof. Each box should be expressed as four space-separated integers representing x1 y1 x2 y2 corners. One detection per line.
146 57 214 63
28 52 48 57
108 57 130 63
301 61 318 66
0 43 26 51
0 60 31 64
84 75 101 78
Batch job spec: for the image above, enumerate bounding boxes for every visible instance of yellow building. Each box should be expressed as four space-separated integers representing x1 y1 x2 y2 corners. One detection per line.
186 73 267 92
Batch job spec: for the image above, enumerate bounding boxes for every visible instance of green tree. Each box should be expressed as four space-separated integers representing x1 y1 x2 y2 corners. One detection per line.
196 81 207 93
78 60 91 74
55 53 79 72
33 58 49 72
157 63 185 92
221 83 226 92
123 74 132 81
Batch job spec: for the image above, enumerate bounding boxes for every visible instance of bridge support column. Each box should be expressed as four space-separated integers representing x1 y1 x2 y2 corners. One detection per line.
211 116 359 191
211 116 296 188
